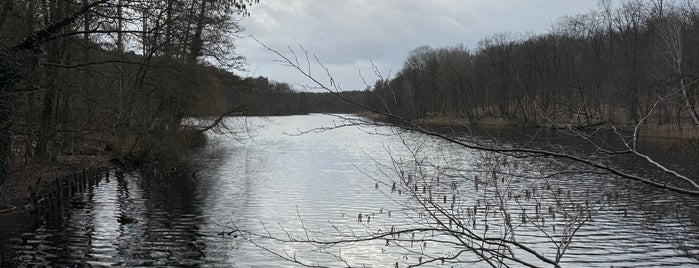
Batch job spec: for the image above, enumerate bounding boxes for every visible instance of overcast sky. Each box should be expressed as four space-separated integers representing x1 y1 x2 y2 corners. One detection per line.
233 0 600 91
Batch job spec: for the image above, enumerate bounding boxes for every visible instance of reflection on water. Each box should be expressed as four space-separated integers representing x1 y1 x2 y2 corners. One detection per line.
1 114 698 267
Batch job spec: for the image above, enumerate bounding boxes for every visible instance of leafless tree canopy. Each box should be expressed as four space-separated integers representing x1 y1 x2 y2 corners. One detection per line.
0 0 258 185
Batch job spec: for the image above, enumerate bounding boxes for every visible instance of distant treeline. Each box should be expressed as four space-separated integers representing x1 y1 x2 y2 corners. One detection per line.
201 75 367 116
366 0 699 136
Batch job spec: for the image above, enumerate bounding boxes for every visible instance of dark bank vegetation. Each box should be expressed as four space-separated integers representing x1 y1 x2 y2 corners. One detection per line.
366 0 699 141
220 76 367 116
0 0 261 206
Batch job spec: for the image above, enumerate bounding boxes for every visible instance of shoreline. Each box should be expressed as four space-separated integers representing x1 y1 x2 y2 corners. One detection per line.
0 128 209 240
356 112 699 179
357 112 699 140
0 165 109 241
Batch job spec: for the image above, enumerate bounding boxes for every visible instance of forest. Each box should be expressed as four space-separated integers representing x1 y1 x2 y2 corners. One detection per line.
366 0 699 141
209 75 367 116
0 1 274 190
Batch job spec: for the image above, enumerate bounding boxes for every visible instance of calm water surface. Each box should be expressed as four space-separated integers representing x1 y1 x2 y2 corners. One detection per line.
2 114 698 267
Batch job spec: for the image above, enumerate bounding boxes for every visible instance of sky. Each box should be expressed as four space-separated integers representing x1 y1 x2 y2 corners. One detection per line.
233 0 601 91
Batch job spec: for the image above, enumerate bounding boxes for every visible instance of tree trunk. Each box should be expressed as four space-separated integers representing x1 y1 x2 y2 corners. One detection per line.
681 80 699 129
142 12 148 55
34 80 57 161
0 93 10 186
116 0 124 52
0 51 20 186
188 0 208 63
164 0 173 57
34 0 64 161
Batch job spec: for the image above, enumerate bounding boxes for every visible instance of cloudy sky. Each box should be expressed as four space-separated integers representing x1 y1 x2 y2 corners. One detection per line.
233 0 600 91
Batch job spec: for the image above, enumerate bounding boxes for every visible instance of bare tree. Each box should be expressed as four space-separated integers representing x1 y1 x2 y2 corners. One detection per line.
0 0 257 197
656 3 699 129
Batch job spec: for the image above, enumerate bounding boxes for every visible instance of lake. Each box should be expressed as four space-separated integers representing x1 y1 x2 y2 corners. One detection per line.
1 114 698 267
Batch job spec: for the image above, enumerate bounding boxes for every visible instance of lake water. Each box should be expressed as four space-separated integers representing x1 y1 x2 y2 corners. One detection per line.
1 114 698 267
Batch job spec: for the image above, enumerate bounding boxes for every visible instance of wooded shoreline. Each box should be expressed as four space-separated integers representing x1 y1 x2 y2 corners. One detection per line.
359 111 699 179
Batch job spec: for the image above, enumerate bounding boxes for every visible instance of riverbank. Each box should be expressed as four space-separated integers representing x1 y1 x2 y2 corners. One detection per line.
1 128 209 221
0 166 109 241
358 112 699 139
357 112 699 179
2 153 109 209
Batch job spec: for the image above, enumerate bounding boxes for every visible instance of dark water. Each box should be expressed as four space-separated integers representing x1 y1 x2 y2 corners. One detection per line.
2 114 698 267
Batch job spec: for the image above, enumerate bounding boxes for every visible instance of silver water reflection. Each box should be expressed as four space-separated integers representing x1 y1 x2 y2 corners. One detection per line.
2 114 698 267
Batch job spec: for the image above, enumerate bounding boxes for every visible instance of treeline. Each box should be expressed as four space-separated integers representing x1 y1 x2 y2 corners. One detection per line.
218 76 367 115
190 73 368 116
0 0 257 182
367 0 699 135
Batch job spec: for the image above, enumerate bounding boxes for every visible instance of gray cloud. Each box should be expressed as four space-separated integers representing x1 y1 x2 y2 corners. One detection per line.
234 0 597 90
